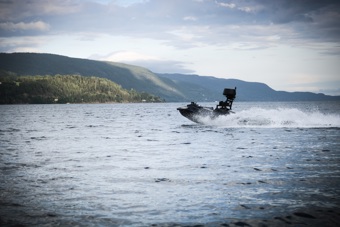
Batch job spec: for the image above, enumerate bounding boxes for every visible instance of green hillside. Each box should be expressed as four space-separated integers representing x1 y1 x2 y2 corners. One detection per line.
0 53 184 101
0 73 162 104
0 52 339 102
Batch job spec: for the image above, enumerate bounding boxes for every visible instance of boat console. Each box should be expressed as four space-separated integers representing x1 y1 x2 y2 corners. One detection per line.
215 87 236 110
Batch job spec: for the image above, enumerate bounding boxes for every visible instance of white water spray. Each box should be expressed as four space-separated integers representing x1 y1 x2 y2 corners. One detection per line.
198 107 340 128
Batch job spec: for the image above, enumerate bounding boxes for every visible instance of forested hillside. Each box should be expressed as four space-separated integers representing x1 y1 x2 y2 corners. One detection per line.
0 53 183 101
0 73 162 104
1 53 339 102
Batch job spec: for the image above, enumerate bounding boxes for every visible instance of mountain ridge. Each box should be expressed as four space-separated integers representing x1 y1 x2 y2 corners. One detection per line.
0 52 339 102
157 73 338 101
0 52 184 101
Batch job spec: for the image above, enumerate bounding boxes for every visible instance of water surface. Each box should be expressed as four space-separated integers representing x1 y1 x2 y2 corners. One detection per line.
0 102 339 226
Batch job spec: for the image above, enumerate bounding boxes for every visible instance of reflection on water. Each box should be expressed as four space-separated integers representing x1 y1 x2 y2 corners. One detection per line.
0 102 339 226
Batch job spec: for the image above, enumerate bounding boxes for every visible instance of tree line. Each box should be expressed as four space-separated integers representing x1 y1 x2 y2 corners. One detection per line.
0 72 163 104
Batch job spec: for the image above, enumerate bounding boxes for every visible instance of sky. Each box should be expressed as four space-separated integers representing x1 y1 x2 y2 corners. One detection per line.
1 0 340 95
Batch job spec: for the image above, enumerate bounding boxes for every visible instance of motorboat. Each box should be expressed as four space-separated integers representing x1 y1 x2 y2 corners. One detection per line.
177 87 236 123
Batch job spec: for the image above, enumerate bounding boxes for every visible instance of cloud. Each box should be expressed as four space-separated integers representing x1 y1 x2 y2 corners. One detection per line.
217 2 236 9
1 0 339 45
255 0 340 42
216 1 261 13
0 0 81 21
0 36 47 52
0 21 50 31
91 51 194 74
94 51 159 62
128 60 195 74
0 0 339 55
183 16 198 21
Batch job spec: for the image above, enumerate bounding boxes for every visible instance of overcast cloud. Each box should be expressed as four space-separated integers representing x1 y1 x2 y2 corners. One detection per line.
1 0 339 94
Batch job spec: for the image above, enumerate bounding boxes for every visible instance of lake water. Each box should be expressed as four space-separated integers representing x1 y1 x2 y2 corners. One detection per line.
1 102 340 226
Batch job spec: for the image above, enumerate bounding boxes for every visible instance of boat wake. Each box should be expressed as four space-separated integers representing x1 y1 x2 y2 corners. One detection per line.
197 107 340 128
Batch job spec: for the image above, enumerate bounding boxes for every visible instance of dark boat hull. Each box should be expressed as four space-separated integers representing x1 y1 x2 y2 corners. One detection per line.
177 102 231 123
177 87 236 123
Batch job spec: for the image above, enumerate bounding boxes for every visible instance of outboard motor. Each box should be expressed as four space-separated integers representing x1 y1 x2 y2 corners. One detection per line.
216 87 236 110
